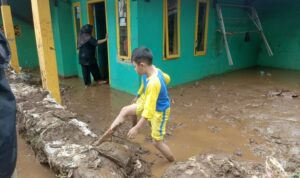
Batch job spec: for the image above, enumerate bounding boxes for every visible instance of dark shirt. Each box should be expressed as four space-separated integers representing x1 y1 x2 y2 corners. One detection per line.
78 38 98 66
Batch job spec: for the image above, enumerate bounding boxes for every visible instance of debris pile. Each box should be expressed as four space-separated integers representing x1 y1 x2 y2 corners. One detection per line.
9 71 151 178
163 154 298 178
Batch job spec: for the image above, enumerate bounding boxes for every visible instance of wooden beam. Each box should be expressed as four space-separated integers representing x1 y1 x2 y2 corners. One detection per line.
31 0 61 104
1 4 21 73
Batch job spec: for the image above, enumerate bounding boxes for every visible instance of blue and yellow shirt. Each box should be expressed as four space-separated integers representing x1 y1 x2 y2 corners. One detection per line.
136 69 170 120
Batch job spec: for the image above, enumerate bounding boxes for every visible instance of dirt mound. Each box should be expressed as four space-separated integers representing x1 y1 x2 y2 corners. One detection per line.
9 71 151 177
163 154 263 178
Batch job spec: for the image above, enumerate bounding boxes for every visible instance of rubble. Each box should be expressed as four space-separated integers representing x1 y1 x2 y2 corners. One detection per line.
8 68 300 177
163 154 264 178
267 89 298 99
163 154 298 178
9 71 151 177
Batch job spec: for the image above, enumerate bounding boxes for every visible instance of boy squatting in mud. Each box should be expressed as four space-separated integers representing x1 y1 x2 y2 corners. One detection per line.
94 47 175 162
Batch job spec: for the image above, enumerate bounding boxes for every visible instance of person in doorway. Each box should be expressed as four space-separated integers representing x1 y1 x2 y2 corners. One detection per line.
0 31 17 178
94 47 175 162
77 24 107 87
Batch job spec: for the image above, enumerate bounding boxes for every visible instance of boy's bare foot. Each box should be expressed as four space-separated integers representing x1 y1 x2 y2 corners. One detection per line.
93 129 113 146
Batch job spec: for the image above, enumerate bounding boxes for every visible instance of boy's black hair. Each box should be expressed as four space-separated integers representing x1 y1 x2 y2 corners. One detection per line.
131 47 153 65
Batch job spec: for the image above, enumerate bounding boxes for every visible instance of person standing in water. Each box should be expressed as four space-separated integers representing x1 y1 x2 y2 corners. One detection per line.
94 47 175 162
77 24 107 87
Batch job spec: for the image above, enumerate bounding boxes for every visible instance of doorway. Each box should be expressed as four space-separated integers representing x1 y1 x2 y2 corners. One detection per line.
88 0 109 83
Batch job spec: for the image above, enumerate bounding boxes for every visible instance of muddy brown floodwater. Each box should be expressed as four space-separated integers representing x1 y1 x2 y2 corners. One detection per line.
17 67 300 177
16 135 55 178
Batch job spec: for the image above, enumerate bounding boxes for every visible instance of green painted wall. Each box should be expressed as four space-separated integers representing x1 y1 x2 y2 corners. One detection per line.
106 0 140 94
50 0 78 77
0 15 39 69
7 0 300 96
66 0 261 94
255 0 300 70
69 0 140 93
69 0 85 78
137 0 261 87
56 0 279 94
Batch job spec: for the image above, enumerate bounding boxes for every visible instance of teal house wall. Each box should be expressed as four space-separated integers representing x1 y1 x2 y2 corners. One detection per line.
50 0 78 77
55 0 262 93
0 15 39 69
105 0 140 94
69 0 140 94
8 0 300 95
255 0 300 70
137 0 261 87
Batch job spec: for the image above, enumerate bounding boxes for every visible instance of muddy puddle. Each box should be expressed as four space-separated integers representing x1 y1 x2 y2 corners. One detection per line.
59 67 300 177
135 118 263 177
16 135 55 178
17 67 300 177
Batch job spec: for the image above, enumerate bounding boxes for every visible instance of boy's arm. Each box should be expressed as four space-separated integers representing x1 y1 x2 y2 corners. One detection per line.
128 117 147 139
141 80 160 120
128 80 160 139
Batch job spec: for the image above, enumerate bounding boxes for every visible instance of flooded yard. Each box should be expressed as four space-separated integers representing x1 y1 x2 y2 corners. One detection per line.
15 67 300 177
16 135 55 178
60 67 300 177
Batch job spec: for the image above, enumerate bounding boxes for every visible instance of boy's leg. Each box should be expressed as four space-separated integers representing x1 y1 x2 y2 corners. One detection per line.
109 104 137 130
153 140 175 162
151 109 174 162
131 115 138 127
93 104 137 146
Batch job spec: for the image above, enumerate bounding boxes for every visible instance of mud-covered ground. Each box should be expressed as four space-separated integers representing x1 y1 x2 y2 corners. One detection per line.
11 67 300 177
61 67 300 177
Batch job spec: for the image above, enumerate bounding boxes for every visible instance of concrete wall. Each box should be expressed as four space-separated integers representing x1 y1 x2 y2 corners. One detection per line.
65 0 262 94
70 0 140 93
255 0 300 70
0 15 39 69
50 0 78 77
137 0 261 87
105 0 140 94
7 0 300 95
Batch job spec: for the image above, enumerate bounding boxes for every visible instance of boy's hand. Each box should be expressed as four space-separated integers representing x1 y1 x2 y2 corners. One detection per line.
127 126 138 139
